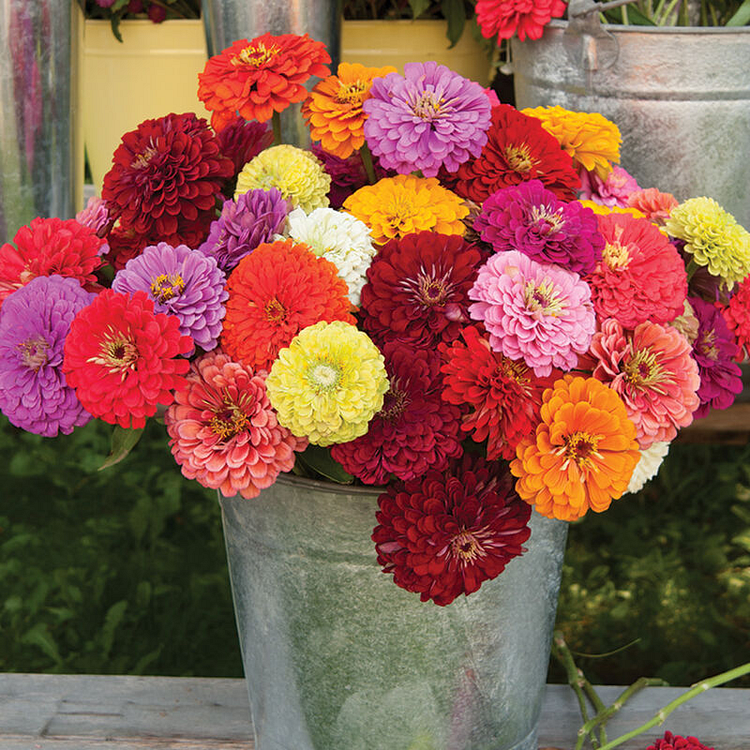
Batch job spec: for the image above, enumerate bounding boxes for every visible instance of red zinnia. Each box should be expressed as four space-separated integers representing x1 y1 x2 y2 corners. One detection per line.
330 342 463 484
62 289 193 429
476 0 567 42
214 116 274 177
722 274 750 360
105 225 148 272
102 113 233 250
197 33 331 131
372 455 532 606
439 325 554 460
647 731 713 750
448 104 580 204
0 217 104 308
359 231 486 350
221 239 355 372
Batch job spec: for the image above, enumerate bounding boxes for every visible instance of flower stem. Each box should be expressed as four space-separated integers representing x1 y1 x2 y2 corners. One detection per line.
596 662 750 750
685 258 699 281
360 143 377 185
272 111 282 146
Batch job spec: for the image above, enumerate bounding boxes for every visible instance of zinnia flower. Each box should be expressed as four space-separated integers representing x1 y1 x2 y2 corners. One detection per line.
439 325 553 460
722 274 750 360
266 320 388 446
112 242 228 353
626 441 670 495
214 117 274 177
284 207 376 305
449 104 581 204
522 105 621 179
626 188 678 227
164 349 307 500
579 165 640 208
197 33 331 130
469 250 596 377
589 318 700 448
510 375 640 521
302 62 397 159
666 197 750 288
0 217 104 307
102 113 233 249
586 213 687 329
362 61 492 177
343 174 468 245
75 196 112 248
474 179 604 274
62 289 193 429
330 342 463 484
578 200 645 219
475 0 567 42
221 239 355 372
360 231 485 349
0 276 95 436
235 145 331 213
198 188 291 273
647 731 713 750
372 455 532 606
689 295 743 418
105 225 148 273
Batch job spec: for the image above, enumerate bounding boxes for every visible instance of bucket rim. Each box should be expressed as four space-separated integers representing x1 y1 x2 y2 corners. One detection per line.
255 471 386 497
546 18 750 35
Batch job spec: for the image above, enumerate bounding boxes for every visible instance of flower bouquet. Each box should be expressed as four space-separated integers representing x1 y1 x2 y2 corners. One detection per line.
3 15 750 750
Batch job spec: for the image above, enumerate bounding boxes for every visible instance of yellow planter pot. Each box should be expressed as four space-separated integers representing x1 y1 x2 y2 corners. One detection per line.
341 19 491 86
82 19 208 192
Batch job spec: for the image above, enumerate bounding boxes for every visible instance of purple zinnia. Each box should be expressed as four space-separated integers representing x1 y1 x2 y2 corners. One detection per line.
474 179 604 275
579 165 640 208
112 242 228 353
197 188 290 273
214 118 274 177
0 275 94 436
689 296 743 418
362 61 492 178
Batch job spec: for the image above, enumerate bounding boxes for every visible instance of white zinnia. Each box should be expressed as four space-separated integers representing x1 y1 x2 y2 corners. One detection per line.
282 207 376 306
625 441 670 494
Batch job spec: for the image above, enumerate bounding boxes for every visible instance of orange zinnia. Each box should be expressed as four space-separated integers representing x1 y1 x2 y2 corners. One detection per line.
302 62 396 159
197 33 331 131
509 376 640 522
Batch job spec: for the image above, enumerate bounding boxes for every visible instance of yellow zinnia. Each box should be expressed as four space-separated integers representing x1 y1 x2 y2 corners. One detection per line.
235 144 331 212
510 375 640 522
523 105 621 179
266 321 388 446
578 200 645 219
342 174 468 245
665 196 750 288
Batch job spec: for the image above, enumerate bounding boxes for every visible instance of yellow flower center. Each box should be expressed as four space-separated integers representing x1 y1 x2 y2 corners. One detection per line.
624 348 666 390
309 362 341 391
150 273 185 303
210 399 251 440
496 356 530 385
504 144 538 174
524 279 564 317
563 431 601 468
88 332 139 378
410 91 444 121
264 298 287 325
232 42 280 67
602 241 632 270
18 337 49 371
131 146 158 170
450 529 487 564
530 205 566 235
698 329 719 361
335 79 368 105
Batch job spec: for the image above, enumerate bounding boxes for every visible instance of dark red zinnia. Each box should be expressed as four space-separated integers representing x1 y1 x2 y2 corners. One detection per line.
359 231 486 350
104 225 148 272
102 112 234 249
372 455 532 606
439 325 554 460
446 104 580 203
330 341 463 484
646 731 713 750
215 116 274 177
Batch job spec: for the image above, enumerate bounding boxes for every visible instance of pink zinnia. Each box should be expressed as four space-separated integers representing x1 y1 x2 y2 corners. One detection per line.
579 165 640 208
586 213 687 329
626 188 679 227
165 349 307 500
469 250 596 377
589 318 700 448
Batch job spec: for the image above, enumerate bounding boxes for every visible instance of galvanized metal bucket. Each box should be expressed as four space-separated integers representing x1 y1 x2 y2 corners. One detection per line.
0 1 81 243
220 473 568 750
511 22 750 228
200 0 340 146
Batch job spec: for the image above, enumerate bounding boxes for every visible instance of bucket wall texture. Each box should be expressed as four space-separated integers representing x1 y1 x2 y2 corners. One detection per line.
0 1 81 243
220 474 568 750
512 23 750 228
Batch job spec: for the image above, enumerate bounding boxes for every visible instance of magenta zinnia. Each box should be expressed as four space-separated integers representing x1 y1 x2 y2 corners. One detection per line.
165 349 307 499
372 455 532 606
330 342 463 484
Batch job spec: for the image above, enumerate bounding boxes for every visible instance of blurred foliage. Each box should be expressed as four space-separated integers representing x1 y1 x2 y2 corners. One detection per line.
1 413 749 686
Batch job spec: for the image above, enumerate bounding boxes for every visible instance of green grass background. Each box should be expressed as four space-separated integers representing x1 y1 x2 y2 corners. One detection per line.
1 414 749 686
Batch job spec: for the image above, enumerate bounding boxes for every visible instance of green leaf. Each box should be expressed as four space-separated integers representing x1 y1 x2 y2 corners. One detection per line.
440 0 466 47
99 425 144 471
727 0 750 25
101 600 128 657
297 445 355 484
22 623 63 665
408 0 432 18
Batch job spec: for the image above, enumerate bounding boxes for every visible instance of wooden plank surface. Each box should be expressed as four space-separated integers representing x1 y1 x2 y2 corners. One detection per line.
1 674 749 749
